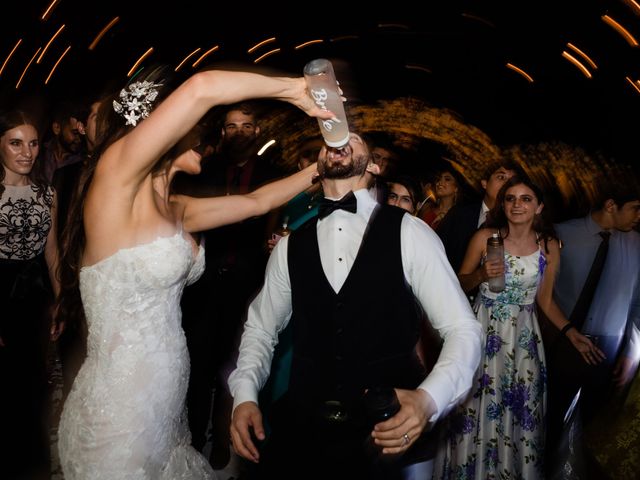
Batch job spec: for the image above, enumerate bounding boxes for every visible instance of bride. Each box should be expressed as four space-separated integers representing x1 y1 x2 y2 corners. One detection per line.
56 68 333 479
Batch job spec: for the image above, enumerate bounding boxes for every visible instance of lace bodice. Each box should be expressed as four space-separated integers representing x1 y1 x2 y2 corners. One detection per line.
58 233 214 479
0 184 53 260
79 233 204 347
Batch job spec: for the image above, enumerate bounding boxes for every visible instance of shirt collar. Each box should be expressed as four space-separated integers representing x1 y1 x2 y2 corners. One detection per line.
585 212 609 238
318 188 377 223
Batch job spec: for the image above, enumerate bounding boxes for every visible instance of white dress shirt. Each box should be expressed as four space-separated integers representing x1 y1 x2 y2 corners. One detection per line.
478 201 490 228
229 189 482 423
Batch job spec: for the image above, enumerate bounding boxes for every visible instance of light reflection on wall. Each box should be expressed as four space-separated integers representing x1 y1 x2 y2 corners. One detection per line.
261 97 638 219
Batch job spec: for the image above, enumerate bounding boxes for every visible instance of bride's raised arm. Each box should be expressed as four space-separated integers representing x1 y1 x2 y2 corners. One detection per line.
92 70 333 195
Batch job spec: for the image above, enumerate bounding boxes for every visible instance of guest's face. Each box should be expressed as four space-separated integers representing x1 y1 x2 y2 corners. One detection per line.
502 183 543 225
58 117 83 154
387 183 415 213
0 124 39 180
317 133 370 179
613 200 640 232
371 147 395 177
483 167 516 203
220 110 259 156
435 171 458 200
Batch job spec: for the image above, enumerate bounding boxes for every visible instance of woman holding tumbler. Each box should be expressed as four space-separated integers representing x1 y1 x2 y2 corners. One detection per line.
435 175 603 479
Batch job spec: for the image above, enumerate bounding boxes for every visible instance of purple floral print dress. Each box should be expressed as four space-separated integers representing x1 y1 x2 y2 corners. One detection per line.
435 249 547 480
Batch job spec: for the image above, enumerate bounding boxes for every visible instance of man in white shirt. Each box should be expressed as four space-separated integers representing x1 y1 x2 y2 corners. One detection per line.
228 133 482 479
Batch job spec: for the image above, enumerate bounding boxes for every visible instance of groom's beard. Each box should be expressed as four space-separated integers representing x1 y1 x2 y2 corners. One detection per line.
320 153 369 179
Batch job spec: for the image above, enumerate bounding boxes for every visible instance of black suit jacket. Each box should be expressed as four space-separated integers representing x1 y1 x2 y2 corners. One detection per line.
436 201 482 273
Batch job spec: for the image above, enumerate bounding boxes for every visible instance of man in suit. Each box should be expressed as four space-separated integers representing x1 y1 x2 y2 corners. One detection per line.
41 101 86 182
437 161 521 273
229 133 482 479
545 187 640 473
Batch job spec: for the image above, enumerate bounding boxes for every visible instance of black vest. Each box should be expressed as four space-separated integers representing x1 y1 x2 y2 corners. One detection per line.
287 205 426 409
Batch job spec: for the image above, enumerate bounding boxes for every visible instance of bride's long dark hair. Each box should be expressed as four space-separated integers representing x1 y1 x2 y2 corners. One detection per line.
56 67 179 335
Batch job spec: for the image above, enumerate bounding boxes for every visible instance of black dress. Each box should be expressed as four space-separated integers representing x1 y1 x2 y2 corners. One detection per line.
0 183 54 479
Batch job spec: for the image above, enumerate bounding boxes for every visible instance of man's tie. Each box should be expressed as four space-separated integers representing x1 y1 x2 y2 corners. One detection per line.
317 191 358 219
568 230 611 330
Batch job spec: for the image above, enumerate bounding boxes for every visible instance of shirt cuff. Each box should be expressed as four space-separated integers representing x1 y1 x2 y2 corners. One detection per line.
230 381 260 412
418 368 455 424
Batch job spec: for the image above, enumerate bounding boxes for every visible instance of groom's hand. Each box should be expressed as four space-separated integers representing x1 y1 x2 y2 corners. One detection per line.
371 388 436 455
230 401 264 463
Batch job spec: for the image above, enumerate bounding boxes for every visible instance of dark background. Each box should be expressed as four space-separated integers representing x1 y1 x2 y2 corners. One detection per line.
2 0 640 171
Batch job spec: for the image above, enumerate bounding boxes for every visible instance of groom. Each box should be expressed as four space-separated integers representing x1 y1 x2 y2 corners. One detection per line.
228 133 482 479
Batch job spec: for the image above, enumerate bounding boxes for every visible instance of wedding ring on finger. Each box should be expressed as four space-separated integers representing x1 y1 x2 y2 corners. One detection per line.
402 433 410 446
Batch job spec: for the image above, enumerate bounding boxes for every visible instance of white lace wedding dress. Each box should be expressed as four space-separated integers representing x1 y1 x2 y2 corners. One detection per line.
58 233 216 479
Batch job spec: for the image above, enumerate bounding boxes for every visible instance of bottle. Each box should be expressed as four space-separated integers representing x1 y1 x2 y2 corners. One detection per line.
362 387 402 463
362 387 401 425
486 232 505 292
303 59 350 148
271 216 291 244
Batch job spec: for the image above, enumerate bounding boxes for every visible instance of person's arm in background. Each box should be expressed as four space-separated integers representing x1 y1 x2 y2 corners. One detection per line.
536 238 605 365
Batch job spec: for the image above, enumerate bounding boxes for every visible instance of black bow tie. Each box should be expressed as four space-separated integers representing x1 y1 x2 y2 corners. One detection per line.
318 191 358 219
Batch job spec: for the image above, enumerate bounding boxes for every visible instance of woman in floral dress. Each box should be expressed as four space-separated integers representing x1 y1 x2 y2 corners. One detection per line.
434 176 603 479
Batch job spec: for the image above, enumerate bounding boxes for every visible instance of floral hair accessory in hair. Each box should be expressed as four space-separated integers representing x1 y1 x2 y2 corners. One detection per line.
113 80 162 126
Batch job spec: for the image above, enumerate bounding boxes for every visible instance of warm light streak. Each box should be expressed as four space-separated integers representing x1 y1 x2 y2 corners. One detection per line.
192 46 219 68
41 0 59 21
405 64 432 74
294 39 324 50
461 12 495 28
506 63 534 83
247 37 276 54
89 17 120 51
37 24 65 63
377 23 410 30
622 0 640 16
127 47 154 77
0 39 22 77
175 48 201 71
16 47 42 89
561 51 593 78
253 48 281 63
45 45 71 84
566 43 598 70
329 35 359 43
257 139 276 156
625 76 640 94
601 14 639 47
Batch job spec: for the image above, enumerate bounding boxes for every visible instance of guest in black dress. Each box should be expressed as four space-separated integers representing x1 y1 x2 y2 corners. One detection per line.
0 109 59 479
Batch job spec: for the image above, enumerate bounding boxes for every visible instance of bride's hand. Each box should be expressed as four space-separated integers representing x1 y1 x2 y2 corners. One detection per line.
285 78 342 121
